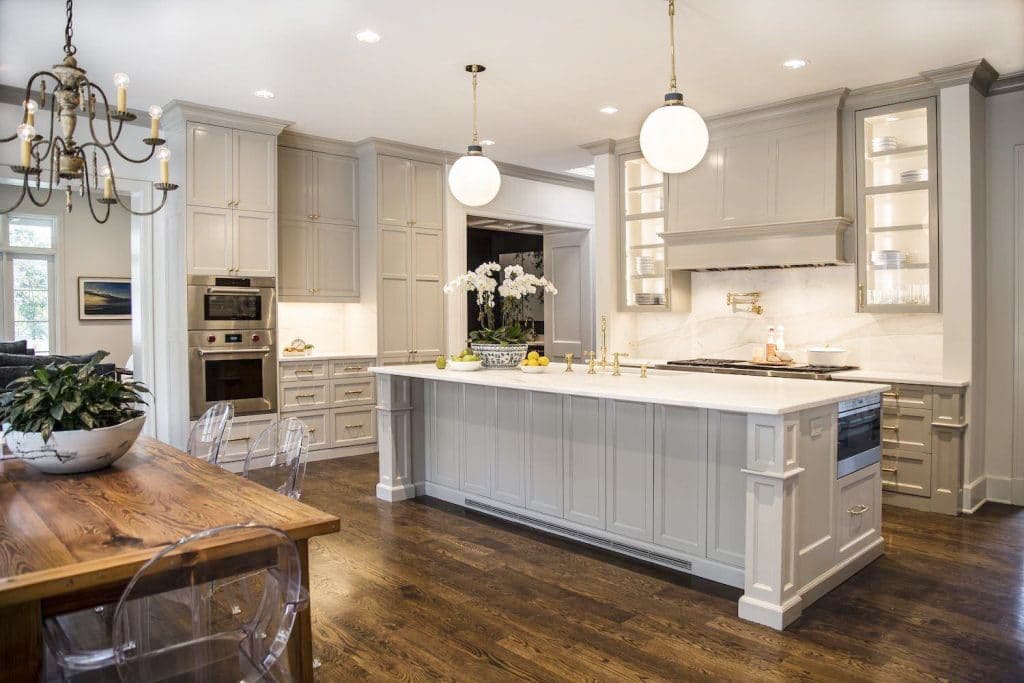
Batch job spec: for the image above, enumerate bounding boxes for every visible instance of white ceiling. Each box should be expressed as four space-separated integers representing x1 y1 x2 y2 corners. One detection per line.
1 0 1021 174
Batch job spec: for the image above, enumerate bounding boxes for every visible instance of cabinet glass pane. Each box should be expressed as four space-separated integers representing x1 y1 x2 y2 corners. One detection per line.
621 155 669 308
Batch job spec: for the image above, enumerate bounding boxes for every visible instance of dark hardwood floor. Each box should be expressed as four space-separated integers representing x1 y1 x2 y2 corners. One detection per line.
301 454 1024 681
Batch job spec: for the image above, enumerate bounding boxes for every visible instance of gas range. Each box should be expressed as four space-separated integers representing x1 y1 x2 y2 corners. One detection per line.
657 358 857 381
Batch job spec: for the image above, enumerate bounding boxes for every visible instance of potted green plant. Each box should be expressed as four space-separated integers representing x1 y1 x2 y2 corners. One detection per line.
443 262 557 369
0 352 150 474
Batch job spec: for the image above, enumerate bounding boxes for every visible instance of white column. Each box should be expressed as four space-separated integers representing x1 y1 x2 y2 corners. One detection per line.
375 374 417 501
737 413 804 629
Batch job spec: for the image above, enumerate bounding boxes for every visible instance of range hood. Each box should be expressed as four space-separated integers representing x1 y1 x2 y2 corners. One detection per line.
661 217 851 271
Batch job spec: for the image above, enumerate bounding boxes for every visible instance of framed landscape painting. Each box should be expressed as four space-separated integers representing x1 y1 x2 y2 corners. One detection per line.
78 277 132 320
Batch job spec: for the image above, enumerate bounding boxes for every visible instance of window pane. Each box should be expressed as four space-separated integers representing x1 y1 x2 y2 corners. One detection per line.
12 258 48 289
14 321 49 354
8 215 54 248
13 289 48 322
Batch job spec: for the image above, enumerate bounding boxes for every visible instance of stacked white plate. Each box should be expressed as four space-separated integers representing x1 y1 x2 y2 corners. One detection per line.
634 292 664 306
871 249 907 268
634 255 657 276
899 168 928 183
871 136 899 153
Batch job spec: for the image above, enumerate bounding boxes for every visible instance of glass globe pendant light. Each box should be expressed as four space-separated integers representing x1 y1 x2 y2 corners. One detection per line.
448 65 501 207
639 0 709 174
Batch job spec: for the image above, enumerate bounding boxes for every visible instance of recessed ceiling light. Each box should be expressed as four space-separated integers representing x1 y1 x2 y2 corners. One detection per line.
565 165 595 178
481 139 496 146
782 58 808 70
600 106 619 115
254 89 275 99
356 29 381 43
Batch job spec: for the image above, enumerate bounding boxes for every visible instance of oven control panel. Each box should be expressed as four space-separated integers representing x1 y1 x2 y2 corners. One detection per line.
189 330 273 350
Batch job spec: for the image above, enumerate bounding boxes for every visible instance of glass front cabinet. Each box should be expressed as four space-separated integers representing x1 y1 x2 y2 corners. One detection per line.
855 98 939 312
619 152 671 311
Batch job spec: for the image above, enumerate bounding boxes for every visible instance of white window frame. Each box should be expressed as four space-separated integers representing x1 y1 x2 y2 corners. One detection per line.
0 213 60 355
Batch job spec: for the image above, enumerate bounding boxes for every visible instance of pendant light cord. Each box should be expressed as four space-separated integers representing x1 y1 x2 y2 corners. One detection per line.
667 0 677 92
471 71 479 145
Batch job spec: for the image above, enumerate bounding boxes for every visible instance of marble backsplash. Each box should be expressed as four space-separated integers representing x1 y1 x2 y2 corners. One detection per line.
629 265 943 373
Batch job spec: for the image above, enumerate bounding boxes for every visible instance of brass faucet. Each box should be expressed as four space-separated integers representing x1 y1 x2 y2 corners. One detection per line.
599 315 609 371
564 352 574 372
612 352 629 376
584 351 597 374
640 363 648 379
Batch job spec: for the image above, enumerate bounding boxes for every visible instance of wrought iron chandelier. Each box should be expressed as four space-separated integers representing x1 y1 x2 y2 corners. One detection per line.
1 0 177 222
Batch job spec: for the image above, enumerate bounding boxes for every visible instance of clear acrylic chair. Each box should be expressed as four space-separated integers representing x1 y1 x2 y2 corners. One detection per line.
44 524 308 682
187 401 234 465
242 418 310 500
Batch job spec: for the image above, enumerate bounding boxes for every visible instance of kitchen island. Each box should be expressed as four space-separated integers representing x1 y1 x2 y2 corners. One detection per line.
371 364 889 630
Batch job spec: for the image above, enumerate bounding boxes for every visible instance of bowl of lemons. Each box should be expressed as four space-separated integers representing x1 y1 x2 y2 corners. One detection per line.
519 351 550 373
444 349 484 371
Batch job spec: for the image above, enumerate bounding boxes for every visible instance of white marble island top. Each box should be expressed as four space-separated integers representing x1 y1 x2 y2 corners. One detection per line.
371 364 889 415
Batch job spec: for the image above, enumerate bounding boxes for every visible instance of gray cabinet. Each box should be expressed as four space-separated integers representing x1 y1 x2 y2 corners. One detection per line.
187 205 275 277
564 396 605 529
492 388 527 506
653 405 707 556
377 225 443 364
377 155 443 230
605 400 654 542
706 410 747 567
526 392 564 517
279 147 357 225
461 385 495 497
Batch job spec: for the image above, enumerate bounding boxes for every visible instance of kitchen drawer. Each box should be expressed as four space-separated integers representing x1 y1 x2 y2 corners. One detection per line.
280 361 328 382
218 414 276 463
881 449 930 498
881 407 931 453
881 384 932 411
330 357 375 378
287 409 329 451
331 377 375 407
331 406 376 447
281 382 329 412
836 465 881 563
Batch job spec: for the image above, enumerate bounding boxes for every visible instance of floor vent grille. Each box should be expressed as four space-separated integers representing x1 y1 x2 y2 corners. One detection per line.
463 498 693 573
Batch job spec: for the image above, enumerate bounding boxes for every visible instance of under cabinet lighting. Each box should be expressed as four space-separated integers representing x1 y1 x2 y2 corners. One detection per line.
356 29 381 43
782 58 808 70
600 106 619 114
254 89 275 99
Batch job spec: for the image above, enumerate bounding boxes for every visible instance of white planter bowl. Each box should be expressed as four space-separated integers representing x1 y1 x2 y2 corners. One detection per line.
806 347 848 366
470 343 529 370
3 415 146 475
447 359 483 372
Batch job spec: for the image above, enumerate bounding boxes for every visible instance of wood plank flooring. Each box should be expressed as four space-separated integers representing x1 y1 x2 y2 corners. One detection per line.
301 454 1024 681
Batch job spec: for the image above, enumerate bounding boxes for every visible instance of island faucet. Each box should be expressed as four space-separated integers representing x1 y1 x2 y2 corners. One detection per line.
612 352 629 376
584 351 597 374
599 315 609 371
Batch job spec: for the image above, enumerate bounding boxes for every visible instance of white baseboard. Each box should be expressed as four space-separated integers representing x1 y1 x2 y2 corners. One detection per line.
986 476 1013 504
963 474 988 513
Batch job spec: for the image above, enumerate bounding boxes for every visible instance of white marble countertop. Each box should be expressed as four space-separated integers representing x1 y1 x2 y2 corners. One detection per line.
371 364 890 415
832 369 968 388
279 351 376 362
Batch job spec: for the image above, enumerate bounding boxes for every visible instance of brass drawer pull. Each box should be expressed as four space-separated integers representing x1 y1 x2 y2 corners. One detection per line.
881 425 899 431
882 391 900 399
344 390 364 396
881 466 898 473
294 368 315 374
227 436 250 443
344 423 363 429
309 428 317 434
295 393 316 400
342 366 364 372
848 504 869 516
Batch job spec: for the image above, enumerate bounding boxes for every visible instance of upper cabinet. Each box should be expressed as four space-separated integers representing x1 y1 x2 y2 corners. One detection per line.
186 123 276 213
854 98 938 312
277 139 360 302
378 155 443 230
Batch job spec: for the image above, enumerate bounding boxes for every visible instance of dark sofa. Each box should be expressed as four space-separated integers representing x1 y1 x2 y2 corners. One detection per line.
0 341 116 390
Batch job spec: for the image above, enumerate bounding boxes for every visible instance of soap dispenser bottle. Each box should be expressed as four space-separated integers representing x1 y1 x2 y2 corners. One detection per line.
766 325 778 361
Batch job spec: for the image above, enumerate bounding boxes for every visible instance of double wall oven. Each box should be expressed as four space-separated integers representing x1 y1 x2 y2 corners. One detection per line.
187 276 277 419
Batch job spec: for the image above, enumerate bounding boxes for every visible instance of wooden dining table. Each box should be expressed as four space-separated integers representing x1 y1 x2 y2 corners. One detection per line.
0 435 340 683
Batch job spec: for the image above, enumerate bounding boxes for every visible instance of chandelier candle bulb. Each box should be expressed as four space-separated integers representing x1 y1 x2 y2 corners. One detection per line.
113 73 129 112
148 105 163 140
16 123 35 167
157 147 171 184
100 166 113 199
24 100 37 127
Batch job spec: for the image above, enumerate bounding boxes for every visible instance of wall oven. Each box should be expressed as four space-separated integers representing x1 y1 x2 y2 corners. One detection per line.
187 275 276 331
188 330 276 419
836 394 882 478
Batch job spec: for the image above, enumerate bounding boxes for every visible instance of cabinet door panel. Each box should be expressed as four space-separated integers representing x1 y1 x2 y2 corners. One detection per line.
670 149 721 231
775 126 828 221
287 410 329 451
653 405 707 555
430 381 462 489
187 206 233 275
707 410 746 567
378 155 410 226
233 211 276 277
379 278 411 356
411 160 443 229
233 130 276 212
605 400 653 541
379 227 410 278
461 385 495 497
720 139 772 225
411 229 443 278
564 396 605 529
278 147 313 222
278 219 314 297
315 153 358 225
526 392 563 516
187 123 233 208
315 225 359 298
411 229 444 358
493 388 526 506
836 466 881 562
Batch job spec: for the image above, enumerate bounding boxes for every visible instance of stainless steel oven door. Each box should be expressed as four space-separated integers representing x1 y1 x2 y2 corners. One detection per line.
836 398 882 478
188 333 276 419
186 276 275 331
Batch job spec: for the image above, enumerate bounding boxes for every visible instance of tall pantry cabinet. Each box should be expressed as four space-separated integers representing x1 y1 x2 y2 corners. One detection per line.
357 142 446 365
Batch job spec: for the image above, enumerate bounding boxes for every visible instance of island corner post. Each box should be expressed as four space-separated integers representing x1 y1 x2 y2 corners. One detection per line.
372 367 887 630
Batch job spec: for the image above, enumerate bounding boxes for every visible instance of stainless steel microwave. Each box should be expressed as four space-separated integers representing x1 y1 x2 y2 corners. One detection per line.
186 275 276 331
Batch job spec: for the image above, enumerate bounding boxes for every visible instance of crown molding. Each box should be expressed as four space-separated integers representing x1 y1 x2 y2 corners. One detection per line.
0 82 150 126
920 59 998 94
355 137 447 164
493 160 594 191
846 59 999 108
706 88 848 129
279 130 357 157
161 100 292 135
580 139 616 157
990 70 1024 96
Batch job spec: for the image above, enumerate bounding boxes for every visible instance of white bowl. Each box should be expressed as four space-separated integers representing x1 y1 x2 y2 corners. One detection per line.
447 359 483 372
519 364 549 374
3 415 146 474
806 347 848 366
